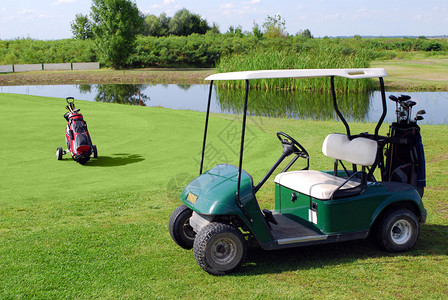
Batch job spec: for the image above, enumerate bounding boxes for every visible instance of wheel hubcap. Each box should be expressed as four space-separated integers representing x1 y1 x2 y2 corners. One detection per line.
183 220 195 239
390 219 412 245
211 238 236 264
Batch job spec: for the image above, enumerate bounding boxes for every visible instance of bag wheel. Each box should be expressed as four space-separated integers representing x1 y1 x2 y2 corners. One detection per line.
56 147 63 160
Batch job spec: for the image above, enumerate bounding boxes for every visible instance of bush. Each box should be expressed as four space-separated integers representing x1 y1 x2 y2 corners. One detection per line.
0 39 96 64
0 36 446 68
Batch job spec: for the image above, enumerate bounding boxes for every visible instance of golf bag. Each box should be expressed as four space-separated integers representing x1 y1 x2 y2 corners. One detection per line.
56 97 97 164
385 121 426 197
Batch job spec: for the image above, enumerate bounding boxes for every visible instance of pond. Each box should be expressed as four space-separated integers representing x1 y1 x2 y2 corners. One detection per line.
1 84 447 125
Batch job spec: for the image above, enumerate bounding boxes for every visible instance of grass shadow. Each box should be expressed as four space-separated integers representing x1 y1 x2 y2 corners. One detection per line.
236 223 448 276
86 153 144 167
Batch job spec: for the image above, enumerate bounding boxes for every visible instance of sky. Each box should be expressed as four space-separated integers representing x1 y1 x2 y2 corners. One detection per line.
0 0 447 40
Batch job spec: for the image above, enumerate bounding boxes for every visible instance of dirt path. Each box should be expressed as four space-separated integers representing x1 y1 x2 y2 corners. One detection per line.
0 68 214 86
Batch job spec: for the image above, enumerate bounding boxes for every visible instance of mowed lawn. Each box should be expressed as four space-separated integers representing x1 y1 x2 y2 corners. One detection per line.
0 93 447 298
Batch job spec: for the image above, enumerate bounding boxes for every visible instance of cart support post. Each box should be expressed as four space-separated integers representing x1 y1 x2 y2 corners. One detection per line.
199 80 214 175
375 77 387 137
237 80 249 200
331 76 350 137
236 80 253 222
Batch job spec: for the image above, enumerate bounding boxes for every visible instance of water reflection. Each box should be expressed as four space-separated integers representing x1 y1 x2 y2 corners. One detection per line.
215 87 371 121
79 84 150 106
1 84 447 124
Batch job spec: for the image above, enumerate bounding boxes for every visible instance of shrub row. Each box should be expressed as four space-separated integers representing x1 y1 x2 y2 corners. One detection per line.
0 36 446 67
0 39 97 64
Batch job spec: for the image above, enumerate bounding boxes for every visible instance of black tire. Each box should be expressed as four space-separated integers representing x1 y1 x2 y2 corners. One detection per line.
92 145 98 158
169 205 196 250
193 222 246 275
375 208 420 253
56 147 63 160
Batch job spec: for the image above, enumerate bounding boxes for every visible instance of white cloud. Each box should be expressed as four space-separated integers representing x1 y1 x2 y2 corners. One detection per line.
413 14 422 21
52 0 77 5
221 3 234 9
18 9 37 15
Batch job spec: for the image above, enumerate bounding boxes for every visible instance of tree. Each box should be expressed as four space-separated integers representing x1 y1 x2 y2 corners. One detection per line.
158 12 171 36
90 0 144 69
226 25 243 37
262 14 287 38
252 22 263 39
297 29 313 39
71 14 93 40
144 14 162 36
207 22 220 35
168 8 210 36
144 13 170 36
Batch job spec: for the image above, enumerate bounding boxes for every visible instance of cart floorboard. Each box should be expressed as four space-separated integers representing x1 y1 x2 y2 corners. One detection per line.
271 212 327 244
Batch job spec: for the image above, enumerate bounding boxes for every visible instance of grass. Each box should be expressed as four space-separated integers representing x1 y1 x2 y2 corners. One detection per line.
0 93 447 298
216 46 374 92
372 54 448 91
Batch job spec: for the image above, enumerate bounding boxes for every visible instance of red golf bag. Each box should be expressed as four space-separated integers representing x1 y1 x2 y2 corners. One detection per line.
56 97 97 164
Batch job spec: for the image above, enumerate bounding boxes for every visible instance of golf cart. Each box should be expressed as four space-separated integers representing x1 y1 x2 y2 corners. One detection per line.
169 69 427 275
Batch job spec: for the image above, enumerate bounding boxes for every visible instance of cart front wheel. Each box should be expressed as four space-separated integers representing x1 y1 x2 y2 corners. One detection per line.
169 205 196 249
193 222 246 275
56 147 63 160
375 209 420 253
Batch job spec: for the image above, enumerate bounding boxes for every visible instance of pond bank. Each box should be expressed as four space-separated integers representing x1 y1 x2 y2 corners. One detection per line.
0 68 214 86
0 59 447 91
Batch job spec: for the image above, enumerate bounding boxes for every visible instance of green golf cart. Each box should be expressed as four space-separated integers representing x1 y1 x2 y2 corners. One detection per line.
169 68 427 275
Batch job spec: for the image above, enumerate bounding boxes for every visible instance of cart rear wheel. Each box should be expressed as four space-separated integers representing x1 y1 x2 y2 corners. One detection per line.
169 205 196 249
193 222 246 275
56 147 63 160
375 208 419 253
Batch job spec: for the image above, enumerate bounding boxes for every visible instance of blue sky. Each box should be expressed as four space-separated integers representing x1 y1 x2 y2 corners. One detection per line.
1 0 447 40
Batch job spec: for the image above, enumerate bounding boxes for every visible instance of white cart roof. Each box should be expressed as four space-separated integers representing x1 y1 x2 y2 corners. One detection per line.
205 68 387 81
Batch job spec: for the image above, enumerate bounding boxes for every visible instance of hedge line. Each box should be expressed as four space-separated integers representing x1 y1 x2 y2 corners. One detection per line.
0 35 446 68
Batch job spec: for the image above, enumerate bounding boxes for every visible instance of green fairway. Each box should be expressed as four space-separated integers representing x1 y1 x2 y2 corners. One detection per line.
0 93 447 298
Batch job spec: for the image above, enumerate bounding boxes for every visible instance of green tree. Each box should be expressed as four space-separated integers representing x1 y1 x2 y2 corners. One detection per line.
297 29 313 39
90 0 144 69
158 12 171 36
262 14 287 38
207 22 220 35
70 14 93 40
168 8 210 36
252 22 263 39
144 14 162 36
144 13 170 36
226 25 243 37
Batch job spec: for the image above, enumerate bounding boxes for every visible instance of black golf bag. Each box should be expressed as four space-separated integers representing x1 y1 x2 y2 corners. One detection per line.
385 122 426 197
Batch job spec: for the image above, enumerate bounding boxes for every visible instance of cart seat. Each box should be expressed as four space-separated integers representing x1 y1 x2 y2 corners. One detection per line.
274 133 378 200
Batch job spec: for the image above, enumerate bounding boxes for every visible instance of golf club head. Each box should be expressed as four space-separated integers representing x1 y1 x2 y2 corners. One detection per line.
389 95 398 102
401 100 416 108
415 116 424 121
398 95 411 101
417 109 426 115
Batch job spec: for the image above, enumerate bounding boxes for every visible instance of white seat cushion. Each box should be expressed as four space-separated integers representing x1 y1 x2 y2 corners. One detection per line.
274 170 361 200
322 133 378 166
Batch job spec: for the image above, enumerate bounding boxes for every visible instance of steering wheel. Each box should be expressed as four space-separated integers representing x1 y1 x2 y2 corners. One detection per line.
276 132 309 159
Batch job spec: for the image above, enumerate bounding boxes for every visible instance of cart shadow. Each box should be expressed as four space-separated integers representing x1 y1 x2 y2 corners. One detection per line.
86 153 144 167
237 224 448 276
